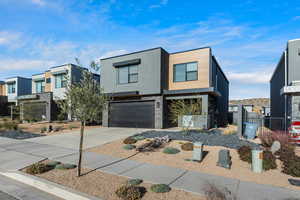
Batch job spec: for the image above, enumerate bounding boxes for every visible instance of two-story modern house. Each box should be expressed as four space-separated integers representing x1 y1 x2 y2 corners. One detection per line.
3 77 32 104
101 47 229 129
18 64 100 122
270 38 300 130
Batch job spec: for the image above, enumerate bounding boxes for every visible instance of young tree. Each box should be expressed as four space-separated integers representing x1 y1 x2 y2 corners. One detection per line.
58 61 109 176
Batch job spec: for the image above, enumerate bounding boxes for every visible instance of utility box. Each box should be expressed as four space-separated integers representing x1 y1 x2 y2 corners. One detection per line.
252 149 263 173
192 142 203 162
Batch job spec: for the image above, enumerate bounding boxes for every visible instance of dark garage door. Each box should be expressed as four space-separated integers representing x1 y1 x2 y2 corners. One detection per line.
109 101 155 128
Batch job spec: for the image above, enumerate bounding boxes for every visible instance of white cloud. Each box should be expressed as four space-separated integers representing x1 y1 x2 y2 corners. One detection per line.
293 16 300 21
150 0 168 9
227 70 273 84
31 0 46 6
0 59 55 71
0 31 24 49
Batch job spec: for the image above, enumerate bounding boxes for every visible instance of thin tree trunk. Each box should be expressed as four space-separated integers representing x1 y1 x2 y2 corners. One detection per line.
77 120 85 177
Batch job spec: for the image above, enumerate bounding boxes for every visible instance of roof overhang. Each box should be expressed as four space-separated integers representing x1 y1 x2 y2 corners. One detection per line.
281 86 300 95
113 59 141 67
163 87 221 97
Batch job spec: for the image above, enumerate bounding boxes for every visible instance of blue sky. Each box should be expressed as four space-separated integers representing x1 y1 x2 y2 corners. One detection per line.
0 0 300 99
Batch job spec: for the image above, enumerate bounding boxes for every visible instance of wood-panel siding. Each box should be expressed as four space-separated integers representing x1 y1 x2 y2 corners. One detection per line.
168 48 211 90
45 71 52 92
0 84 5 96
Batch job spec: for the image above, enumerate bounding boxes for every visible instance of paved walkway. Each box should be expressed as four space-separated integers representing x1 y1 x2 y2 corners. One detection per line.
54 151 300 200
0 127 300 200
0 174 61 200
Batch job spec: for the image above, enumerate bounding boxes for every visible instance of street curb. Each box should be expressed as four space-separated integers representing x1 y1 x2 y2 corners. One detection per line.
0 171 101 200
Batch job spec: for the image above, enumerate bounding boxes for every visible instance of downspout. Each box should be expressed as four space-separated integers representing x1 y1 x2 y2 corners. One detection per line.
284 50 288 131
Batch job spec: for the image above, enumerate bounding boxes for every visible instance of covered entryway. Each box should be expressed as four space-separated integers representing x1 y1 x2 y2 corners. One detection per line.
108 101 155 128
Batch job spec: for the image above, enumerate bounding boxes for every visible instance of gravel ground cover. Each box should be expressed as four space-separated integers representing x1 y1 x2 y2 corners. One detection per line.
30 167 205 200
0 131 45 139
133 130 260 149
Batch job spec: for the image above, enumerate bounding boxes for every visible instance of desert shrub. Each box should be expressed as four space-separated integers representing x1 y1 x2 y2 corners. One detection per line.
68 124 78 130
181 142 194 151
204 183 237 200
136 136 169 152
53 126 63 132
163 147 180 154
277 144 296 163
26 163 53 175
115 185 145 200
46 161 61 168
40 126 47 133
123 144 136 150
237 146 252 163
150 184 171 193
127 179 143 186
133 136 145 141
282 156 300 177
259 131 291 148
55 163 76 170
263 150 277 171
123 137 137 144
2 121 18 131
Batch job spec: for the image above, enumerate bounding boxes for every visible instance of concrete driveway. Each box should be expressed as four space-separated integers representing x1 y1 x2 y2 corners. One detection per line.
25 127 147 150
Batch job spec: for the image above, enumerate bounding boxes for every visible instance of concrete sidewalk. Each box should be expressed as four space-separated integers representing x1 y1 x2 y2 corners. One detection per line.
54 151 300 200
0 174 61 200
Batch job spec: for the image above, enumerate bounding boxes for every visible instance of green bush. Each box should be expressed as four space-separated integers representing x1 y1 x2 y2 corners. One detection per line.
40 127 47 133
163 147 180 154
123 144 136 150
68 124 78 130
26 163 53 175
46 161 61 168
127 179 143 186
115 185 145 200
263 151 277 171
55 163 77 170
133 136 145 141
1 121 18 131
181 143 194 151
150 184 171 193
237 146 252 163
123 137 137 144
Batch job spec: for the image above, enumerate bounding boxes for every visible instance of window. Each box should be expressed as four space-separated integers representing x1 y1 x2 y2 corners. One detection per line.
174 62 198 82
55 74 67 88
35 80 45 93
46 78 51 83
7 83 16 94
118 65 138 84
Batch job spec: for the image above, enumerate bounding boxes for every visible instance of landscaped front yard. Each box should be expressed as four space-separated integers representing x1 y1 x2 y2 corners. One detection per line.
87 138 300 191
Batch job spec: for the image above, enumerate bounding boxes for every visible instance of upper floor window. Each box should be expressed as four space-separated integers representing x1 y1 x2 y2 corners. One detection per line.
7 83 16 94
118 65 138 84
173 62 198 82
46 78 51 83
55 74 67 88
35 80 45 93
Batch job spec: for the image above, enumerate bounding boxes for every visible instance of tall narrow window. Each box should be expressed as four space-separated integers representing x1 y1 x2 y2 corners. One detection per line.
118 65 138 84
55 74 67 88
35 80 45 93
174 62 198 82
7 83 16 94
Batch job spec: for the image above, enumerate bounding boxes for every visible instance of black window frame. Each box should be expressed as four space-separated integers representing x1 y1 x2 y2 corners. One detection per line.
173 61 198 82
117 65 138 84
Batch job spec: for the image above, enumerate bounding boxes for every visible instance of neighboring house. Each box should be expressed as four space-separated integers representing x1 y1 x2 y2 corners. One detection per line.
270 38 300 130
4 77 32 104
101 47 229 129
0 81 8 116
262 106 271 116
229 104 254 113
18 64 100 122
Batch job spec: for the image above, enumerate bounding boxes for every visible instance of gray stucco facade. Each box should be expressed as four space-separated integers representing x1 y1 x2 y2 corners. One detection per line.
101 47 229 129
270 39 300 129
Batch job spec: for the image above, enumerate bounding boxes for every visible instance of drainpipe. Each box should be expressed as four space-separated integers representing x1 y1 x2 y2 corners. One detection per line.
284 50 288 131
